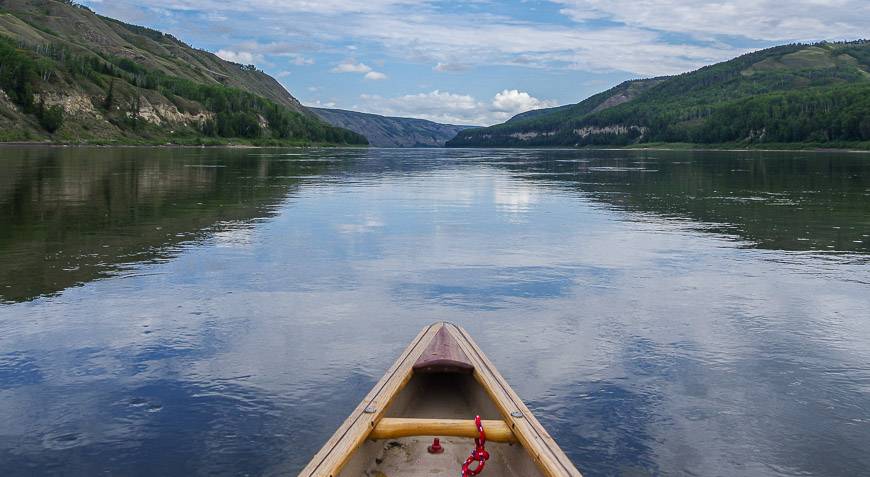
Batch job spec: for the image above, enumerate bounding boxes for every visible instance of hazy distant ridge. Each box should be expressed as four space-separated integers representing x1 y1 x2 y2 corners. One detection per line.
311 108 472 147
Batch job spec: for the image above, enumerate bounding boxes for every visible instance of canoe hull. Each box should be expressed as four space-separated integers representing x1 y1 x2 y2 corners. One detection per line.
299 322 582 477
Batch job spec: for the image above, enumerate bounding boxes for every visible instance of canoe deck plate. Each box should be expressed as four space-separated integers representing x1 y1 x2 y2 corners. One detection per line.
413 326 474 374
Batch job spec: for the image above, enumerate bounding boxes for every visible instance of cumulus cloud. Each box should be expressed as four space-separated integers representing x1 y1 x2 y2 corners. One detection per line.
212 41 317 71
332 61 372 73
291 55 315 65
333 61 387 81
433 62 470 72
215 49 262 64
491 90 557 114
305 99 338 108
357 90 480 124
364 71 388 80
356 89 556 126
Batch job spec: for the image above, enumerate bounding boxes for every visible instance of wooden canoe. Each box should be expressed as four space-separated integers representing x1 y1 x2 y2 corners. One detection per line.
298 322 582 477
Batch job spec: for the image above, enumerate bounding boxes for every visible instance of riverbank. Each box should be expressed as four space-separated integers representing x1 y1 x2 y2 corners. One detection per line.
621 141 870 153
0 138 369 148
4 140 869 153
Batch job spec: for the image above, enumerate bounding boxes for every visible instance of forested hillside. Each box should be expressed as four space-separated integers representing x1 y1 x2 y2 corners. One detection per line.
448 41 870 148
0 0 367 145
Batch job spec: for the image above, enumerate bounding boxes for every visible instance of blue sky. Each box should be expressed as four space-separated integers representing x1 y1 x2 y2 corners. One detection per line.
81 0 870 125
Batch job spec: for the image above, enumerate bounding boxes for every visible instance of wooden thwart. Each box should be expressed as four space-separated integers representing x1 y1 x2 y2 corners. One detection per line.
370 418 516 442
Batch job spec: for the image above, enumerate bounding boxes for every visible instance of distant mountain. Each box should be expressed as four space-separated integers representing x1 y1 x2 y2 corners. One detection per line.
0 0 367 145
448 41 870 148
311 107 473 147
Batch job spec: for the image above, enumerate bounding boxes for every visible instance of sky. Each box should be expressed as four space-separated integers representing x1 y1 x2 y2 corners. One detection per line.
80 0 870 126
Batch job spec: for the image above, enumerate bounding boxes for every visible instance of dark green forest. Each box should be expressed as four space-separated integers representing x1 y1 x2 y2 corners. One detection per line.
448 41 870 148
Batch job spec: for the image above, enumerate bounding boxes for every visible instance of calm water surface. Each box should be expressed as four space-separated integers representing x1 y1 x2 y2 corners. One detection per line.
1 147 869 476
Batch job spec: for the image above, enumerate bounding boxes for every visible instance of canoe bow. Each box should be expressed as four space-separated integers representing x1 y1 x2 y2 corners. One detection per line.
298 322 582 477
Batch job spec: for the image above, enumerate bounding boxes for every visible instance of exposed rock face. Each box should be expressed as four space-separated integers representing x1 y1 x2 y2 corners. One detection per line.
0 90 19 111
132 96 214 126
574 125 647 138
510 132 540 140
505 126 645 142
34 92 214 127
509 131 556 140
34 92 101 118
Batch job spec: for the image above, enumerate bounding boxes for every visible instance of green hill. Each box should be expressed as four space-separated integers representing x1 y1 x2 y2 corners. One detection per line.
0 0 367 145
447 41 870 149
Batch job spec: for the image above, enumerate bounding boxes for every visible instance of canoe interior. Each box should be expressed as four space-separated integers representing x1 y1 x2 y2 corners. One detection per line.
336 372 545 477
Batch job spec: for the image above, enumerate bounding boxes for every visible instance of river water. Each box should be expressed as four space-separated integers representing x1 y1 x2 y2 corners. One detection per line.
0 147 868 476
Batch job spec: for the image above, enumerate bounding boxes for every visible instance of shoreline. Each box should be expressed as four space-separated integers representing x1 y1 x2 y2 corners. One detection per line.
0 141 369 149
447 143 870 154
619 146 870 154
2 141 869 153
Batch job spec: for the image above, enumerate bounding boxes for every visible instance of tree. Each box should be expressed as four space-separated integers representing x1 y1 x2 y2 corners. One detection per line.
860 117 870 141
36 100 64 133
103 80 115 110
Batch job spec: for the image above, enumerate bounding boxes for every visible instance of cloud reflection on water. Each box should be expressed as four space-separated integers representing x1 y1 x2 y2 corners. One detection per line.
0 148 869 476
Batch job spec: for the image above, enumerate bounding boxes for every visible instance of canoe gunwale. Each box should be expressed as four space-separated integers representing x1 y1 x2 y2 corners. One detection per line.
297 322 582 477
447 323 581 477
298 323 440 477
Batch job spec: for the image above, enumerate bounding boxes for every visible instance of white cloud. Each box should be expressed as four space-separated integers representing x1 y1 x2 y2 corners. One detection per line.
492 89 557 113
215 49 262 64
332 61 386 80
91 0 739 76
356 89 556 126
433 62 470 72
325 12 735 76
213 41 317 70
332 61 372 73
304 100 338 108
364 71 388 80
202 11 227 22
291 55 315 65
357 90 480 124
89 0 870 78
552 0 870 42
